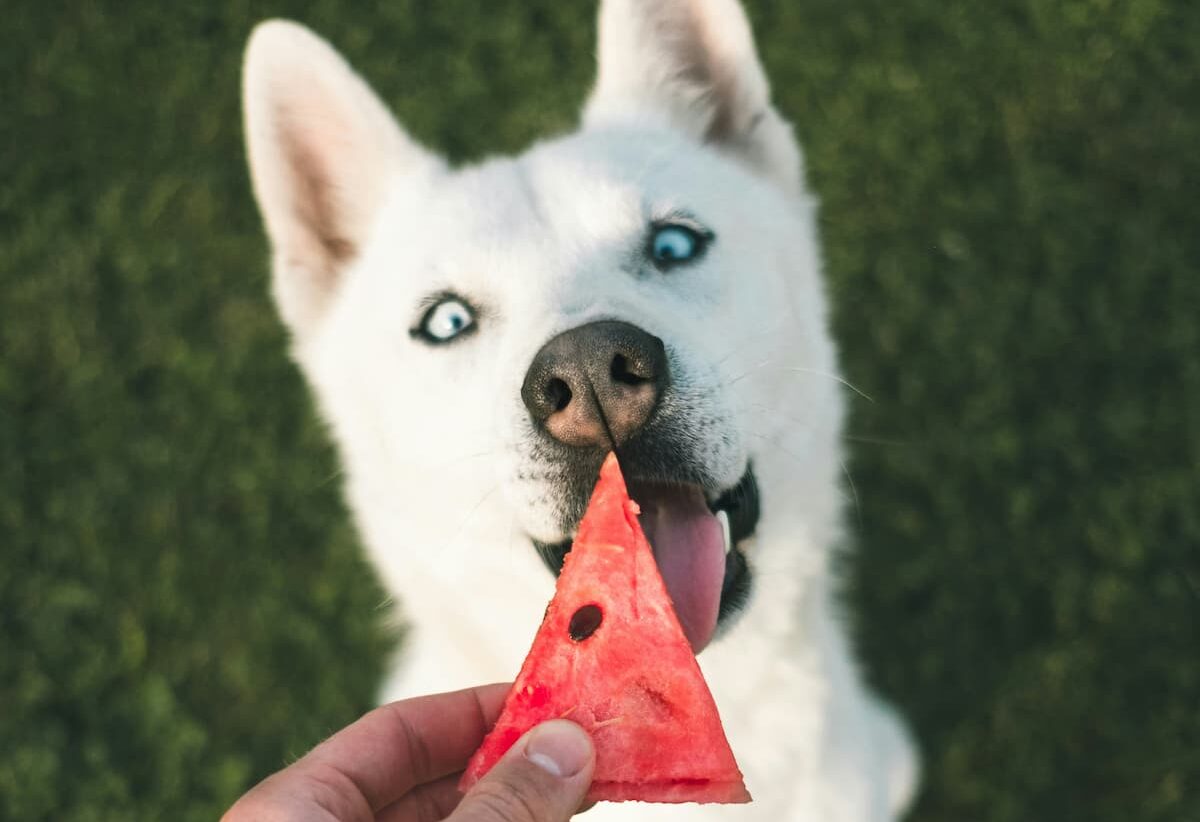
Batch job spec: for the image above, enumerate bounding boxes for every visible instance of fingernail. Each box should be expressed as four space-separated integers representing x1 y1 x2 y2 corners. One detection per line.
524 720 592 778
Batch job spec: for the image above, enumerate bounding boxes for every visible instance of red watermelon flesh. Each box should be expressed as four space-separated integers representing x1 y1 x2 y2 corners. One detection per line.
460 454 750 804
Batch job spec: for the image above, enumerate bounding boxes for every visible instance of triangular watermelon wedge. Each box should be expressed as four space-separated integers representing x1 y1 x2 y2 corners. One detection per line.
460 454 750 804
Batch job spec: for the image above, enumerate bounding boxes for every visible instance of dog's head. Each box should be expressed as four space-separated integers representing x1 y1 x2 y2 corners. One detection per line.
243 0 841 654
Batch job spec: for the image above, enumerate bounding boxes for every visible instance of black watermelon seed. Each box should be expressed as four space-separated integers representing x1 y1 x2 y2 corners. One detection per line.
568 604 603 641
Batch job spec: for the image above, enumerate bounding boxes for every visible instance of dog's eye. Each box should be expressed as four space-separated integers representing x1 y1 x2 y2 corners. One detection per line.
649 223 710 269
414 296 476 344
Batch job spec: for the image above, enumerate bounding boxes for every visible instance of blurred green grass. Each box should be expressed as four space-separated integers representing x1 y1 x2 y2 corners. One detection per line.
2 1 1197 820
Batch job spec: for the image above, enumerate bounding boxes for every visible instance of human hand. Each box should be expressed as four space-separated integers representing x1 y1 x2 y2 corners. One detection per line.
223 683 595 821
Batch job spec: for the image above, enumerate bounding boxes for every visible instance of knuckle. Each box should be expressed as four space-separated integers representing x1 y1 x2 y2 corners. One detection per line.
221 760 371 822
410 787 452 822
299 762 372 820
386 702 435 781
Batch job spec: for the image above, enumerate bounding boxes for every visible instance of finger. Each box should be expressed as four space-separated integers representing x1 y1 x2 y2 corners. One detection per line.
449 720 595 822
304 682 510 810
222 761 374 822
373 777 596 822
376 772 465 822
225 683 510 820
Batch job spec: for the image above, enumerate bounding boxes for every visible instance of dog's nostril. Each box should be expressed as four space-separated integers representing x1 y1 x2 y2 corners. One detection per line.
611 353 650 386
546 377 572 412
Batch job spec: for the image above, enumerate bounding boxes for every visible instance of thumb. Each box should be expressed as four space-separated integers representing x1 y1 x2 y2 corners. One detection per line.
450 720 595 822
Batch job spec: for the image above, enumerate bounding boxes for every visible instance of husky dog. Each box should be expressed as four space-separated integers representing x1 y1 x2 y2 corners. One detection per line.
242 0 917 818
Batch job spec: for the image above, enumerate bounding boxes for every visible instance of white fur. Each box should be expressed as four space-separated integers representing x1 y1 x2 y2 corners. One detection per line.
243 3 918 819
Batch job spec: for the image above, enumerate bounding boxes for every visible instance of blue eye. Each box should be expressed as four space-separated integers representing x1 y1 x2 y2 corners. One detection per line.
415 296 476 344
649 223 710 269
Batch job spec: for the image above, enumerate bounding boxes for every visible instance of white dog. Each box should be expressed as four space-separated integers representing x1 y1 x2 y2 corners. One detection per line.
242 1 917 819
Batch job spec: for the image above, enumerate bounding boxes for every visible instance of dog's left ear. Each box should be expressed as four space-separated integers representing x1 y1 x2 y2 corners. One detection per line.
583 0 802 192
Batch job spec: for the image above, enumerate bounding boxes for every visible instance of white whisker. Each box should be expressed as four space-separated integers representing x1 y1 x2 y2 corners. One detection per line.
317 466 345 487
842 433 910 448
781 367 875 404
739 402 906 450
712 317 795 367
743 430 860 510
440 481 503 555
839 457 864 530
726 357 778 386
725 360 875 404
432 448 497 472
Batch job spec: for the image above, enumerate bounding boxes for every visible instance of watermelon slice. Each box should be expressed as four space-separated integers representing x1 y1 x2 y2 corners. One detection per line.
460 454 750 804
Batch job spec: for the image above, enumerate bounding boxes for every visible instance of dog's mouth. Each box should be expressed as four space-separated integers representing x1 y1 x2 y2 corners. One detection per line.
534 464 758 654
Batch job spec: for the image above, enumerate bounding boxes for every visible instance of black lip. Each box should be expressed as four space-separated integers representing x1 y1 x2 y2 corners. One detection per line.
708 465 760 543
533 464 759 633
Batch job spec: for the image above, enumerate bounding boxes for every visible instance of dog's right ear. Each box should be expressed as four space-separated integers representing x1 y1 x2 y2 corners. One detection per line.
243 21 440 337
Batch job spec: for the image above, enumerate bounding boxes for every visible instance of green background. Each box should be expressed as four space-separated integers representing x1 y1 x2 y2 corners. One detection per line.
2 1 1197 820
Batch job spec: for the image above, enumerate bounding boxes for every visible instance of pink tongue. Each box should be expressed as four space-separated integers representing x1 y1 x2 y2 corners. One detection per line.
631 483 726 654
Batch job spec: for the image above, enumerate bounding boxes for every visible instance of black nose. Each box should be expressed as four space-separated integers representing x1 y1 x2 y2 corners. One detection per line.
521 321 670 448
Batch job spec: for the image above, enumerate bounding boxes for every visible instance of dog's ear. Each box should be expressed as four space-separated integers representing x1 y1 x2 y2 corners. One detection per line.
243 20 440 336
583 0 802 192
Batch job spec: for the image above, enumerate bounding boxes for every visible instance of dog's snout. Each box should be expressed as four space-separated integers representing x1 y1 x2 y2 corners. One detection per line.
521 321 669 448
